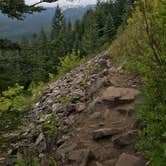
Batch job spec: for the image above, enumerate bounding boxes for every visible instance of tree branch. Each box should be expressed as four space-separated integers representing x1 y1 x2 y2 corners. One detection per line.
30 0 58 7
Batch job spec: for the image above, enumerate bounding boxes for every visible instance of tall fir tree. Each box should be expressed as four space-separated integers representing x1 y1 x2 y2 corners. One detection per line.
103 13 116 42
50 5 65 39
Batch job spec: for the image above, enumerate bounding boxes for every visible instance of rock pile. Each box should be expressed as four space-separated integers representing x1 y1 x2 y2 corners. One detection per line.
1 52 145 166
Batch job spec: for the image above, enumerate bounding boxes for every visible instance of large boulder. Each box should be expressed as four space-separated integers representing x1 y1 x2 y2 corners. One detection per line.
100 87 140 103
115 153 145 166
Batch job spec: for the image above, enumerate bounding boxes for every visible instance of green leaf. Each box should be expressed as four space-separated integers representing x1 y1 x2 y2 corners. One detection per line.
162 132 166 137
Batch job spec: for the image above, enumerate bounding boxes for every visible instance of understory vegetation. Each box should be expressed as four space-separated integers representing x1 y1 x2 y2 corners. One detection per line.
109 0 166 165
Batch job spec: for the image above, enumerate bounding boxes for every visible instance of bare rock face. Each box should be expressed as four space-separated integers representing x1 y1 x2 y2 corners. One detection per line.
115 153 145 166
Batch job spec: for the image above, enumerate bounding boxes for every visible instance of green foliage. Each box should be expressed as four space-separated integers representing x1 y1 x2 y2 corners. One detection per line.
42 122 57 136
0 84 32 131
137 69 166 166
0 38 20 50
2 84 24 97
55 96 69 104
41 113 57 149
48 73 55 82
15 157 40 166
57 50 84 78
28 82 45 95
0 82 45 133
109 0 166 165
0 0 133 91
50 5 65 39
0 0 57 19
28 82 45 103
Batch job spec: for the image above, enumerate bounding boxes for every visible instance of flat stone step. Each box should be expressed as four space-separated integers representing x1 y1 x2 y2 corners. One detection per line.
100 87 140 103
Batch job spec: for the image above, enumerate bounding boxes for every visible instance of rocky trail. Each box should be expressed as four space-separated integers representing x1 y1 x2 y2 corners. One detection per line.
1 52 146 166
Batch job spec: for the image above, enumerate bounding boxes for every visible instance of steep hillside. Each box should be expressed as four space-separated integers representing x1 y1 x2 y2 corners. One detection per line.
0 1 165 166
0 52 146 166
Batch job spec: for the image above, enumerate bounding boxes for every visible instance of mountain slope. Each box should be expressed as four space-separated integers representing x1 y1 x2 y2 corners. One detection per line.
0 5 95 41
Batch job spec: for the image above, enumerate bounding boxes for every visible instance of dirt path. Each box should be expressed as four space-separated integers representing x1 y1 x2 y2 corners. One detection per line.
56 70 145 166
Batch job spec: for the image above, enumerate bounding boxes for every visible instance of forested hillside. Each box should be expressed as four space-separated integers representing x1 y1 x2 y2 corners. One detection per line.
0 0 130 91
0 0 165 166
0 5 95 40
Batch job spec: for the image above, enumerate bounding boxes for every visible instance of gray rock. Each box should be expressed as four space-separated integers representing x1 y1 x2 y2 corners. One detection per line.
98 59 108 69
35 133 44 146
76 103 86 112
0 157 5 162
90 112 102 120
86 77 110 97
64 104 76 116
57 142 77 161
68 149 95 166
52 103 62 112
57 135 70 146
39 153 45 158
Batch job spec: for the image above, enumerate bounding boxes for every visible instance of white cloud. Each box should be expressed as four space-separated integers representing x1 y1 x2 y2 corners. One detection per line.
25 0 97 8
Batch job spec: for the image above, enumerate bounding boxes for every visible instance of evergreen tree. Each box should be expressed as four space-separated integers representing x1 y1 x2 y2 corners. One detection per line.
0 0 133 91
0 51 20 91
66 21 74 53
38 28 49 56
0 0 57 19
50 6 65 39
103 13 116 42
81 9 98 55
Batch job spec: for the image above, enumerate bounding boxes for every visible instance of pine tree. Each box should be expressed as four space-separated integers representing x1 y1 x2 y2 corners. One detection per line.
50 6 65 39
103 13 116 42
81 9 98 55
66 21 74 53
81 24 98 55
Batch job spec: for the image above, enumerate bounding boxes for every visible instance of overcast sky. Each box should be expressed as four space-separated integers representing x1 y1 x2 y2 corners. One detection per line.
25 0 97 7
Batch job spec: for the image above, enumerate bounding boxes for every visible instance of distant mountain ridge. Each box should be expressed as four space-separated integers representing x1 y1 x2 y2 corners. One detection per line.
0 5 95 41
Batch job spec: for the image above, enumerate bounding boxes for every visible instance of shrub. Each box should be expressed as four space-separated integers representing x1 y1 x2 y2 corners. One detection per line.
109 0 166 165
56 50 84 78
0 84 32 131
